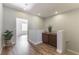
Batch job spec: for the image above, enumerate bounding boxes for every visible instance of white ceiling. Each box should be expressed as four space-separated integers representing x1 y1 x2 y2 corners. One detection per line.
3 3 79 18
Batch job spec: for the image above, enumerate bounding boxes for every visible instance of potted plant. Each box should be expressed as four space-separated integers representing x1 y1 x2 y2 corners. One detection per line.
48 26 52 32
3 30 13 46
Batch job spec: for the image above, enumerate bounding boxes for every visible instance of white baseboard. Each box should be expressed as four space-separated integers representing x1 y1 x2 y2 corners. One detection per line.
34 41 42 45
67 49 79 55
56 49 63 54
28 39 42 45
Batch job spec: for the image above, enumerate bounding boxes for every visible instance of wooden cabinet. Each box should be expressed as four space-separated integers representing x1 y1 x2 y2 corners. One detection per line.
42 32 57 47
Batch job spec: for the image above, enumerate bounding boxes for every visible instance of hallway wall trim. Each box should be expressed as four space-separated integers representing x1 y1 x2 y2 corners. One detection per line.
67 49 79 55
28 39 42 45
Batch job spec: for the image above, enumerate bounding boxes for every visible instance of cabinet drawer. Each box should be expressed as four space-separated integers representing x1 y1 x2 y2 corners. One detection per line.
49 36 57 42
42 32 57 48
48 35 57 47
42 34 48 43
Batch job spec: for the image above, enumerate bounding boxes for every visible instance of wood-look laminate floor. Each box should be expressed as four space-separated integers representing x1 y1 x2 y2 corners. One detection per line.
1 35 41 55
1 35 72 55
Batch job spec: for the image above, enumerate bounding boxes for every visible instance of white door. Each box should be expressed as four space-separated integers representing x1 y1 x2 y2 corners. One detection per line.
16 18 28 37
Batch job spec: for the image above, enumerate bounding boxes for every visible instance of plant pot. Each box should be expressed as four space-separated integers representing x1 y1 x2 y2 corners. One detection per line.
4 40 11 46
48 26 52 32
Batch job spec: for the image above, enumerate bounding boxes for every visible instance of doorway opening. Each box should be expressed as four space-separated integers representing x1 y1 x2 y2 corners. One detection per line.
16 18 28 36
16 18 28 47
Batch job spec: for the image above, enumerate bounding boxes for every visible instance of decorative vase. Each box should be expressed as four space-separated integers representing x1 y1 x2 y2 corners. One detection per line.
48 26 52 32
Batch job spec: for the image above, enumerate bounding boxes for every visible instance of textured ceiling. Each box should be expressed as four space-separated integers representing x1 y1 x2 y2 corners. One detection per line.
3 3 79 18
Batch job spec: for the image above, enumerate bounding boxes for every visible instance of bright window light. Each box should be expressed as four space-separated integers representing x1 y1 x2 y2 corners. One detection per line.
22 23 28 31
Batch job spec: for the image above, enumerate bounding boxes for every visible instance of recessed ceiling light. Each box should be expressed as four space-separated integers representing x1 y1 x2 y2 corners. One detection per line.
23 3 34 11
55 11 58 14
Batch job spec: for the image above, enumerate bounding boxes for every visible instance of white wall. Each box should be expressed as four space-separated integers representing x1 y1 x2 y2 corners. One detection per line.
28 16 44 44
3 6 44 45
44 9 79 53
0 3 3 54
